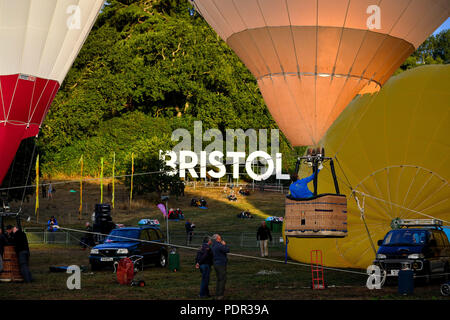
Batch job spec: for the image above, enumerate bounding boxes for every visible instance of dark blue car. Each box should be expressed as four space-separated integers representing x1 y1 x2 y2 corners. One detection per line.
374 227 450 283
89 226 167 271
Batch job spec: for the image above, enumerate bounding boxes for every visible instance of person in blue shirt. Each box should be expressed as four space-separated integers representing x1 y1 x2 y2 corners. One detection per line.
47 216 58 232
289 163 323 199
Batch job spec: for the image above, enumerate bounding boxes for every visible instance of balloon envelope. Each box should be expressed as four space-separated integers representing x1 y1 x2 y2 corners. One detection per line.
0 0 104 184
191 0 449 146
285 65 450 269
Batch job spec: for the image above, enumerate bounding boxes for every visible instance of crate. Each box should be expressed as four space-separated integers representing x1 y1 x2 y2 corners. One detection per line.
284 194 347 238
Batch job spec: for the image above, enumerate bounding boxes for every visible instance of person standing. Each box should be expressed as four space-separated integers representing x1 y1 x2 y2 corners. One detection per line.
41 181 47 199
47 181 53 199
8 226 32 283
185 219 195 245
81 222 95 249
257 221 272 257
0 228 8 273
195 236 213 298
211 234 229 300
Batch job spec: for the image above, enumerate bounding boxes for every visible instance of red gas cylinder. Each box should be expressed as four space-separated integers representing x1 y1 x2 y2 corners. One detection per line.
116 258 134 286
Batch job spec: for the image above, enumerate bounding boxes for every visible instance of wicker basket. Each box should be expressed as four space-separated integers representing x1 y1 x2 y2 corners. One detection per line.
284 194 347 238
0 246 23 282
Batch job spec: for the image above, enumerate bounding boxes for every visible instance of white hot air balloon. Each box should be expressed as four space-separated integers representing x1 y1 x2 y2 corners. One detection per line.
0 0 105 184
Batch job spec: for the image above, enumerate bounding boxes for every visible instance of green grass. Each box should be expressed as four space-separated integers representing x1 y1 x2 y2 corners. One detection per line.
1 183 447 300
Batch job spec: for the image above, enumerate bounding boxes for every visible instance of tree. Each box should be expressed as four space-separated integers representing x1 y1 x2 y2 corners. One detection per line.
38 0 278 176
397 29 449 73
123 138 182 198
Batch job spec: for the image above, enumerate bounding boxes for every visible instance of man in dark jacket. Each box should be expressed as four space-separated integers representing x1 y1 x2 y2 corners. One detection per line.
9 226 32 283
185 219 195 245
80 222 95 249
211 234 230 300
195 236 213 298
257 221 272 257
0 228 7 256
0 228 8 273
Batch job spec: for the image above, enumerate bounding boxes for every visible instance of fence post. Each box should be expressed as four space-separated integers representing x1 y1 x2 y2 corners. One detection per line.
66 231 69 247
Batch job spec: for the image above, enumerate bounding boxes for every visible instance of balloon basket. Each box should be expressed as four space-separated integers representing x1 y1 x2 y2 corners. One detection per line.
284 194 347 238
0 246 24 282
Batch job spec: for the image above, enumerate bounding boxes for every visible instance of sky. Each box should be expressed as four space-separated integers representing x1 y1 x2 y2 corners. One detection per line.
433 17 450 34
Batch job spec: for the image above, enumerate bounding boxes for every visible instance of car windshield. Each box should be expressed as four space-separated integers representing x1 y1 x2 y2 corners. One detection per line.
382 230 428 246
105 229 140 243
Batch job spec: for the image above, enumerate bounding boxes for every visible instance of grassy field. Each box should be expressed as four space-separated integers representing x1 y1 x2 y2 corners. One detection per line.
0 181 447 300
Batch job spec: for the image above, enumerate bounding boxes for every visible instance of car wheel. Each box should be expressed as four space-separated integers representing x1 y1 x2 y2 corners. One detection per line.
441 283 450 296
423 270 432 285
157 252 167 268
134 260 143 273
443 264 450 281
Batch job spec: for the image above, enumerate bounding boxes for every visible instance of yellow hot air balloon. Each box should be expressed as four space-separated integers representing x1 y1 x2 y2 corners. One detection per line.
287 64 450 269
189 0 449 147
191 0 449 240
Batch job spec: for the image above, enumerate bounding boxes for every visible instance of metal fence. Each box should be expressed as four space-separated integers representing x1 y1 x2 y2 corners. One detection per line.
25 229 90 246
168 231 285 249
184 180 289 193
24 228 285 249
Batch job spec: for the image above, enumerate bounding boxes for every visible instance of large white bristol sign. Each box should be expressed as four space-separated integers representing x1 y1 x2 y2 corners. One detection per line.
160 121 290 181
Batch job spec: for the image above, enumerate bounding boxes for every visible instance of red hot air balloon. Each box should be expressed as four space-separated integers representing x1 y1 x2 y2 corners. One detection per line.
0 0 105 184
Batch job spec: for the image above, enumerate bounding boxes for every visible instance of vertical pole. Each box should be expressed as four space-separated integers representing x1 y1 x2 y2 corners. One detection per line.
313 162 318 197
329 159 340 194
112 152 115 209
285 236 289 264
252 161 255 191
79 155 83 220
100 157 104 203
165 200 169 244
35 154 39 221
130 152 134 209
294 157 301 174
